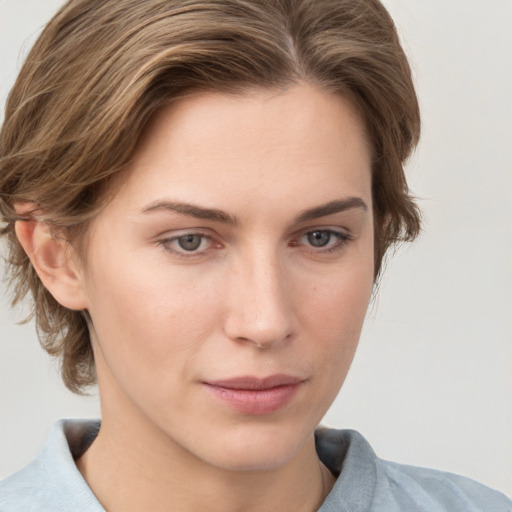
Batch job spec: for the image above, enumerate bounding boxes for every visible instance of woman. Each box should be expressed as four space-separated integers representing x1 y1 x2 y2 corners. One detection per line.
0 0 510 510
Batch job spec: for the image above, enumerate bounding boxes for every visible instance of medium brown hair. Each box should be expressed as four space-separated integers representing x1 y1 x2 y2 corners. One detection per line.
0 0 421 393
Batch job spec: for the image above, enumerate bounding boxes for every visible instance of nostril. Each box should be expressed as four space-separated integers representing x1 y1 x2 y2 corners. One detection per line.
227 320 293 349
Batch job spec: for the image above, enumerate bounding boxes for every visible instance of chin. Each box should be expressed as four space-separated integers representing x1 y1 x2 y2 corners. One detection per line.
193 421 314 473
207 447 300 473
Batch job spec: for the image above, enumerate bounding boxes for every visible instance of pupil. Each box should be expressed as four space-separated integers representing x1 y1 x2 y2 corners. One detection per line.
178 235 202 251
308 231 330 247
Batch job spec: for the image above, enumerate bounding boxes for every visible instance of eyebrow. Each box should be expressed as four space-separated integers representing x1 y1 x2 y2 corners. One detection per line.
294 197 368 223
140 197 367 225
141 200 239 225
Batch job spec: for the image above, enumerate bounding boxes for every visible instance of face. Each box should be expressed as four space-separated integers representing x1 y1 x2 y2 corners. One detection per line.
79 83 374 471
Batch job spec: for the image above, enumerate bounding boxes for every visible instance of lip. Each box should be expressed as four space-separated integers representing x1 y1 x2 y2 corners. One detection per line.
203 375 304 415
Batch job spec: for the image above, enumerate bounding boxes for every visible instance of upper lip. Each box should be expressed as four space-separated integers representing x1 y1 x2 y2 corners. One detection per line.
204 374 304 390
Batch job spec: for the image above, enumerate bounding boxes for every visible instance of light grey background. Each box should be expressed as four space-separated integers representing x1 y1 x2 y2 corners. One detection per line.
1 0 511 497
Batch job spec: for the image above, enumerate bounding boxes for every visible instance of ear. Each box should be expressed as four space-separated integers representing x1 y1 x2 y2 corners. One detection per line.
14 203 88 311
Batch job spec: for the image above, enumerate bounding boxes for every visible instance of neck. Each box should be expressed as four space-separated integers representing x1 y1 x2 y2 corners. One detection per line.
76 405 335 512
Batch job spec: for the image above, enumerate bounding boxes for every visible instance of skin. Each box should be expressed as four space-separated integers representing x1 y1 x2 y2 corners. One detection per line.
17 83 374 511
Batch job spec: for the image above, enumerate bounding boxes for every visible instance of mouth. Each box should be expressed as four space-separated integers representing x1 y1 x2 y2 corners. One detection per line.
202 375 304 415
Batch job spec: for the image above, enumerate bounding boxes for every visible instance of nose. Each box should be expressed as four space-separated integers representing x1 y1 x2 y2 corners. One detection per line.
223 250 295 349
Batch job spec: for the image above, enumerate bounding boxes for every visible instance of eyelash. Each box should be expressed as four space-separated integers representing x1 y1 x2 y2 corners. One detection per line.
156 232 216 259
293 229 353 254
156 228 352 258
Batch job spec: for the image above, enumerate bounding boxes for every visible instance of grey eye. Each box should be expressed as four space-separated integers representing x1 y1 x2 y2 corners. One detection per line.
177 234 203 251
307 230 331 247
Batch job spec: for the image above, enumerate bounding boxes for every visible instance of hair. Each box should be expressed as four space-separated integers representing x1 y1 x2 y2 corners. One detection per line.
0 0 421 393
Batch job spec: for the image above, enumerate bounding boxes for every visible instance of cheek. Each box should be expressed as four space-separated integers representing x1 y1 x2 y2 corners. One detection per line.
84 251 222 382
303 257 373 329
298 256 374 370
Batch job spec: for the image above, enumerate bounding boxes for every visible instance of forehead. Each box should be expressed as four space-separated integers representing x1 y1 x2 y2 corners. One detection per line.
104 83 372 221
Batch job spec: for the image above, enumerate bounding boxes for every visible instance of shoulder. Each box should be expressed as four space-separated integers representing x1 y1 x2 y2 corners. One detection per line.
373 458 512 512
0 419 103 512
316 428 512 512
0 459 61 512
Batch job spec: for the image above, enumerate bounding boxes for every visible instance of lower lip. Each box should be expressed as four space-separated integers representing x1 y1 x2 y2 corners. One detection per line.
204 383 302 415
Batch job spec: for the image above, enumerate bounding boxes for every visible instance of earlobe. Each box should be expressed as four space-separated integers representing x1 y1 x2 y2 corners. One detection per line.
14 206 88 311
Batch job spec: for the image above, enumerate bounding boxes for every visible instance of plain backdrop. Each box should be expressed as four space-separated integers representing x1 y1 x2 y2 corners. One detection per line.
1 0 511 497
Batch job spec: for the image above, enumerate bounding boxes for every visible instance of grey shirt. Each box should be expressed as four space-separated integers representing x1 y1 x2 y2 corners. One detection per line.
1 419 510 511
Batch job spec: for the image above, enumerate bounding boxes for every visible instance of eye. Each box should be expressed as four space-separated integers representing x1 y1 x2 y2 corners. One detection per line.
306 230 332 248
157 232 217 257
176 234 203 251
293 228 352 253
